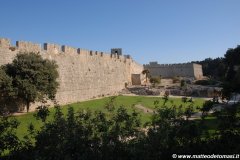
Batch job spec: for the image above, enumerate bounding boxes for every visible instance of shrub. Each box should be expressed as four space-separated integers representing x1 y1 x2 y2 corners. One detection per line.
172 76 180 83
195 79 217 86
150 77 161 86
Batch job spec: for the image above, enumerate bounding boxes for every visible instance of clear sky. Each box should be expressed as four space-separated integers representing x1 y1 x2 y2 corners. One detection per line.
0 0 240 64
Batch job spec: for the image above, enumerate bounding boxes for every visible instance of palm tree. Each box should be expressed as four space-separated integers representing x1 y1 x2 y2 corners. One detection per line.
142 69 150 84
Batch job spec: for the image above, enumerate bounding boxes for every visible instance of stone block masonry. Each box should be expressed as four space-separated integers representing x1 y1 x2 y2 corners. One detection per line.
0 38 143 111
144 62 203 79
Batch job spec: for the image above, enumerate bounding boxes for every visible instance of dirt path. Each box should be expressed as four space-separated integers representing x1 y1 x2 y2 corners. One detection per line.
134 104 154 113
186 112 202 120
134 104 203 120
122 93 212 100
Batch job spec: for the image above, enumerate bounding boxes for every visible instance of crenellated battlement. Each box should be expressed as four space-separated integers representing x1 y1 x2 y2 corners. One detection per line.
16 41 41 53
43 43 61 54
61 45 77 54
0 38 11 48
78 48 90 55
144 61 194 68
0 38 132 61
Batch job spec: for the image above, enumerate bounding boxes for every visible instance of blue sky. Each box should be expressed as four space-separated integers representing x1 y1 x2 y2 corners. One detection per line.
0 0 240 64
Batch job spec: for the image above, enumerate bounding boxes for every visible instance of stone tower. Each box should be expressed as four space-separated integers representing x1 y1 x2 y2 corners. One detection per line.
111 48 122 55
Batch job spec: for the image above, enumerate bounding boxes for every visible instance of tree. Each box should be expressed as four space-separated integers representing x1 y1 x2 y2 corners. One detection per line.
0 115 20 157
2 52 59 112
0 68 15 114
234 68 240 92
224 46 240 66
0 68 12 94
222 45 240 98
200 100 215 117
142 69 150 84
192 57 226 80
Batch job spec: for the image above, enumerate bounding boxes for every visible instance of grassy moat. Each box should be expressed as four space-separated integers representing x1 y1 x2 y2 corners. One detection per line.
15 95 206 139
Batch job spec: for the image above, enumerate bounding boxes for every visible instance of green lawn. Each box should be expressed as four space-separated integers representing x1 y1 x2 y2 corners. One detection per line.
14 95 206 139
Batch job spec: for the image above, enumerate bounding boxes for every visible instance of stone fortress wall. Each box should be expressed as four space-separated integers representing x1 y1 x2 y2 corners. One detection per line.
0 38 143 108
144 61 203 79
